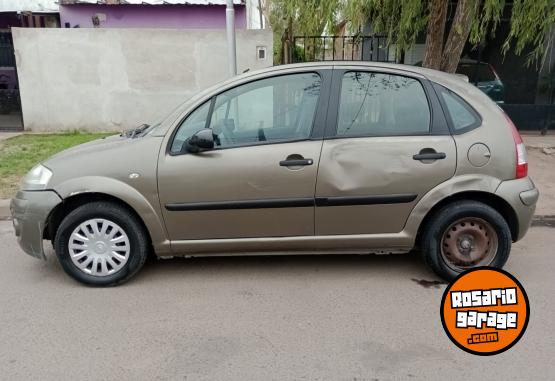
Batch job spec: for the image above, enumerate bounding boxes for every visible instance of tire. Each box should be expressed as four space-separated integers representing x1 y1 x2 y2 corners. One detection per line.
420 200 512 281
54 201 149 286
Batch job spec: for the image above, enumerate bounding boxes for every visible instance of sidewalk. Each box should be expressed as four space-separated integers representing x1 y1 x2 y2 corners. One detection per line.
0 199 9 220
522 132 555 151
0 132 21 143
524 134 555 216
0 133 20 219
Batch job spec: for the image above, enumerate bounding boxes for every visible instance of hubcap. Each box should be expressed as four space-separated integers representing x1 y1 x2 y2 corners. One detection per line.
440 217 498 271
68 219 130 277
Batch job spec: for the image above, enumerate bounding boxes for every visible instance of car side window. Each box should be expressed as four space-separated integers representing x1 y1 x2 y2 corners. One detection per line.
209 73 321 148
170 101 211 153
336 72 431 137
437 87 481 132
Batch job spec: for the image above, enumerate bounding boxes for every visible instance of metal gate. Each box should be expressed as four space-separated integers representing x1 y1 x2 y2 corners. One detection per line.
0 31 23 131
292 35 397 63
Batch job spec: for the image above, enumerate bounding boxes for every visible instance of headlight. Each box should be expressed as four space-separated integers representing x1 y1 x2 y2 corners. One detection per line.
21 164 53 191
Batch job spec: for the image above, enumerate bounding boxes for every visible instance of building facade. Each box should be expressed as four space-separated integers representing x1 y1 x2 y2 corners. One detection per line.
59 0 248 29
0 0 59 130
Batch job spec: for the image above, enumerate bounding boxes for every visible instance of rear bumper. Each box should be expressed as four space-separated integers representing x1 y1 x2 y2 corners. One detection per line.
10 190 62 260
495 177 539 241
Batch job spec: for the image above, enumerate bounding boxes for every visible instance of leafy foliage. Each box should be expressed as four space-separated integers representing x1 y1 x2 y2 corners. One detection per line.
344 0 427 56
346 0 555 68
267 0 343 36
469 0 505 45
503 0 555 66
263 0 344 63
264 0 555 69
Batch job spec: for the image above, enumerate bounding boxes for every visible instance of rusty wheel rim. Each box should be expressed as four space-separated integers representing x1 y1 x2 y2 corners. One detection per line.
440 217 498 271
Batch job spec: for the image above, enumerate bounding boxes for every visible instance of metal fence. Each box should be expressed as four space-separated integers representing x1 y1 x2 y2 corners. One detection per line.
0 89 20 113
292 35 396 63
501 105 555 133
0 44 15 67
0 31 23 131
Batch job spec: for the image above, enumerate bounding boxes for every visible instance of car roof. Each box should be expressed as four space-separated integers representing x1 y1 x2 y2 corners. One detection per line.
240 61 472 91
240 61 459 81
242 61 428 78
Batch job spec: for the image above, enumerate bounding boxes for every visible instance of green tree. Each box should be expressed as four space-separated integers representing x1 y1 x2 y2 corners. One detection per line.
262 0 344 64
345 0 555 72
265 0 555 71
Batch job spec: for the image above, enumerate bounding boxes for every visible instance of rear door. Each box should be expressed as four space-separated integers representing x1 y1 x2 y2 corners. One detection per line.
315 68 457 235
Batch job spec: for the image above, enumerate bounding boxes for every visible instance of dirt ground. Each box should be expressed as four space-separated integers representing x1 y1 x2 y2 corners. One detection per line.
523 133 555 215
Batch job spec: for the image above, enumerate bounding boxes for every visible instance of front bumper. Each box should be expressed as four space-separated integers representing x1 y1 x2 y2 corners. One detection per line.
495 177 539 242
10 190 62 260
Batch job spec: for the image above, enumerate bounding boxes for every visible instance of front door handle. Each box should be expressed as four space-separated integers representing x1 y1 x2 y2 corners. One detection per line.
279 158 314 167
413 149 446 161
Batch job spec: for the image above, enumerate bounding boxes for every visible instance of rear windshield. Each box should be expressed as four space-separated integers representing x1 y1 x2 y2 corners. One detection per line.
457 63 497 82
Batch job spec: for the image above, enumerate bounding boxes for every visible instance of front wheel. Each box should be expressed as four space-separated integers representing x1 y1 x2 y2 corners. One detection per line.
54 201 150 286
420 200 512 281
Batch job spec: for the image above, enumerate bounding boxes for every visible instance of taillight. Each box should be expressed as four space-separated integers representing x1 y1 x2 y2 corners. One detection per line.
503 113 528 178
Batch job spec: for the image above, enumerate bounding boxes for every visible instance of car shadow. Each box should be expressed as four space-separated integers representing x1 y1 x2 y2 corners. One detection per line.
135 250 442 285
38 244 443 287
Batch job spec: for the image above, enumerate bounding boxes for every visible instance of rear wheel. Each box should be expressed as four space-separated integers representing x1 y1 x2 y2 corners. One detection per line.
421 200 512 280
54 201 149 286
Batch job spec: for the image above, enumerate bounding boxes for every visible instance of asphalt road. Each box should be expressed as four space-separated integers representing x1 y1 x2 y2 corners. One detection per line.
0 221 554 381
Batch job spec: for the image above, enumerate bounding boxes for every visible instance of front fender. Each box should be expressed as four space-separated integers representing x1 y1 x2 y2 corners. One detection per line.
53 176 171 255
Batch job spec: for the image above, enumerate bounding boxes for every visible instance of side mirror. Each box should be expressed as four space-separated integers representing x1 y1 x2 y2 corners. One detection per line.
184 128 215 153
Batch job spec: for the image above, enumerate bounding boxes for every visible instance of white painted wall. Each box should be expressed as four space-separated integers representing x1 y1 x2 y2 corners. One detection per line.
387 44 425 65
12 27 273 132
403 44 426 65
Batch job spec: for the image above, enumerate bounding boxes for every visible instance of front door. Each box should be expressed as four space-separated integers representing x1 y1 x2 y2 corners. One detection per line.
158 71 329 241
315 69 457 235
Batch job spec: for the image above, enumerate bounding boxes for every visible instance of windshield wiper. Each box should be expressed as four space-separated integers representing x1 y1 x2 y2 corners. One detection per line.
121 124 150 139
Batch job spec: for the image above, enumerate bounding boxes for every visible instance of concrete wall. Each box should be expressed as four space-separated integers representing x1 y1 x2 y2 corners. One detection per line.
59 4 247 29
12 27 272 132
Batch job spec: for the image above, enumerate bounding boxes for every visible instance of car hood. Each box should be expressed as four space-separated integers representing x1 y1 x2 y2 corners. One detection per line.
42 131 165 191
43 134 126 166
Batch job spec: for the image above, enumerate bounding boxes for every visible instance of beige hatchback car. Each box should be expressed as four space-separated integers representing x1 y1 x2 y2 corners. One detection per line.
11 62 538 286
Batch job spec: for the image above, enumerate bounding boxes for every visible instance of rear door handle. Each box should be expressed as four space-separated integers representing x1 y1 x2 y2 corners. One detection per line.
279 158 314 167
413 150 446 161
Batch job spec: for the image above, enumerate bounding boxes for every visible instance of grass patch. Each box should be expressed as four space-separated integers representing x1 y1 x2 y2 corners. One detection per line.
0 132 114 198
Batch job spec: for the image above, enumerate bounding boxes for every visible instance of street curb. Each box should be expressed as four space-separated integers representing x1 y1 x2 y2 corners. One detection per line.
526 143 555 151
532 215 555 228
0 199 10 220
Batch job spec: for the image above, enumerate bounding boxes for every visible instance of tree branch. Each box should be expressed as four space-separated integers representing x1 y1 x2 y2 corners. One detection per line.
422 0 449 69
441 0 480 73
